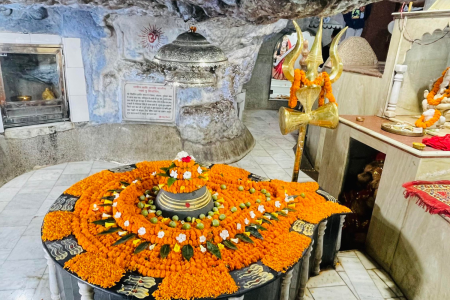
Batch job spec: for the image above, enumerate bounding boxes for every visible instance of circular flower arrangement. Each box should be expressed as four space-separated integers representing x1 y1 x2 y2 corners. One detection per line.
42 152 351 300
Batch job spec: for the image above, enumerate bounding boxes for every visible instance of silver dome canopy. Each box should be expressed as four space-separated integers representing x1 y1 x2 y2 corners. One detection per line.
154 31 228 86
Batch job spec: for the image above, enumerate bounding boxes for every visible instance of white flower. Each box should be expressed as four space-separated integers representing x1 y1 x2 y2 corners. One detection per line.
176 233 186 244
266 215 271 220
151 171 156 176
132 180 138 184
197 166 203 174
174 151 195 161
244 218 249 225
200 245 207 253
118 231 127 236
102 213 111 218
138 227 146 236
92 204 98 211
149 244 156 250
237 223 242 230
183 171 192 179
170 170 178 178
231 238 239 244
114 193 120 199
220 230 229 241
157 231 165 239
275 201 281 208
124 220 130 227
114 212 121 218
112 202 117 207
285 195 290 202
258 205 265 213
249 211 256 219
199 236 206 243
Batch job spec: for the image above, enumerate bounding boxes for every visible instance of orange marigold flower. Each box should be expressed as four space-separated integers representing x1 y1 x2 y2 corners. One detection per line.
41 211 73 241
64 252 125 288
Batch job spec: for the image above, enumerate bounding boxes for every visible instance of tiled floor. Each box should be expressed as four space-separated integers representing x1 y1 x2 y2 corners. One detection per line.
0 109 406 300
306 250 407 300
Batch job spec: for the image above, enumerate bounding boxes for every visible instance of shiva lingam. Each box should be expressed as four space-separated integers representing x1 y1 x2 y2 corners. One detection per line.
279 19 347 182
154 151 213 219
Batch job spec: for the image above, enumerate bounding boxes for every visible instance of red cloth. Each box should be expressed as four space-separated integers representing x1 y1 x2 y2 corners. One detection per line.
422 134 450 151
403 181 450 217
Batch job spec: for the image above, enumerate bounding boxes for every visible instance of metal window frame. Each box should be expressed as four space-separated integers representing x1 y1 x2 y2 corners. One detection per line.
0 44 70 128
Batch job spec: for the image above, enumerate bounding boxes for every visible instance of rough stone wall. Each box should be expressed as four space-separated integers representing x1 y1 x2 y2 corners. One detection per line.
0 0 379 24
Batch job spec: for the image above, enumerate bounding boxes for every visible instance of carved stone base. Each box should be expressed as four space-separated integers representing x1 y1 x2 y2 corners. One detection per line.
184 126 255 164
280 269 294 300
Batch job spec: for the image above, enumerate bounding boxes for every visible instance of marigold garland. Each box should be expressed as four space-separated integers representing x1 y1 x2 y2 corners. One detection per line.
261 232 311 272
42 153 352 298
152 267 238 300
41 211 73 241
288 69 337 108
426 66 450 106
64 252 125 288
415 109 442 129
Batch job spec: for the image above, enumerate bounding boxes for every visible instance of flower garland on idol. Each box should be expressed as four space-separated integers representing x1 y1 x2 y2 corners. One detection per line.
415 66 450 128
42 151 350 300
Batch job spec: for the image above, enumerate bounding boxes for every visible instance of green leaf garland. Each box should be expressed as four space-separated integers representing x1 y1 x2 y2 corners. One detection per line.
112 233 136 246
206 241 222 259
134 242 150 254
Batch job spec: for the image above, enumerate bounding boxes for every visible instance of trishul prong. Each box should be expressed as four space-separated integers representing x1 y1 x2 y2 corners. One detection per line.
328 26 348 83
282 20 303 83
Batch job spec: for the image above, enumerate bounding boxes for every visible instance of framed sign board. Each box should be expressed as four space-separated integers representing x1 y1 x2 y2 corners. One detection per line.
123 82 175 123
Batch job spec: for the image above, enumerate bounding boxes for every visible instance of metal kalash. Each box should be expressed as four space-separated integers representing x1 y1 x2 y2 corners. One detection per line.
279 18 347 182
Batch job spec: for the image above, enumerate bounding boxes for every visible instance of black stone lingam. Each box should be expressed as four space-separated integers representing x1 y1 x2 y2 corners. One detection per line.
155 186 213 219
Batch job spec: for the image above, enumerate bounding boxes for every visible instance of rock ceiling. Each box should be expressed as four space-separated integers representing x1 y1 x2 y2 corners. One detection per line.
1 0 379 24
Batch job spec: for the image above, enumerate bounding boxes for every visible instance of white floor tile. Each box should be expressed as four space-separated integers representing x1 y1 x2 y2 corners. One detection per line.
355 250 379 270
0 259 47 290
0 188 20 202
367 270 397 298
62 162 93 175
306 269 346 288
91 160 121 169
46 185 71 201
249 149 271 157
35 200 55 217
338 256 384 300
2 172 34 188
309 285 358 300
253 156 278 165
335 262 344 272
23 216 44 237
337 250 357 257
0 202 7 214
42 163 67 170
22 180 56 189
32 268 50 300
8 235 45 261
0 210 37 227
0 249 11 267
28 170 62 182
373 269 404 297
338 271 360 299
5 192 49 212
0 227 27 250
55 174 89 186
0 289 36 300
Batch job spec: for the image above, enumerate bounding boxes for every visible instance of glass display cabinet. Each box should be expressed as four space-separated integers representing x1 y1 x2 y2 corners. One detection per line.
0 45 69 128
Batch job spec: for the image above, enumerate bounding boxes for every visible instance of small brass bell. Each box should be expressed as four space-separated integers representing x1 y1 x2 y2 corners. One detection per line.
42 88 56 100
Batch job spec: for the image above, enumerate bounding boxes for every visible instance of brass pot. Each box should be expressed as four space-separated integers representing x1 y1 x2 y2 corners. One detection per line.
17 95 32 101
155 186 213 219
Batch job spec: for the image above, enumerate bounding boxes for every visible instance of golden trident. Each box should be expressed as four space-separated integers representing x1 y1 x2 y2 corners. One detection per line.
279 18 347 182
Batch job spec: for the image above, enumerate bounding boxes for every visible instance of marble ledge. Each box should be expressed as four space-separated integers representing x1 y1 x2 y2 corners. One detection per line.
339 116 450 158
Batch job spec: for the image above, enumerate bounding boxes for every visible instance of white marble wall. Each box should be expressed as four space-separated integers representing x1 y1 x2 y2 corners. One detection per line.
318 121 450 300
